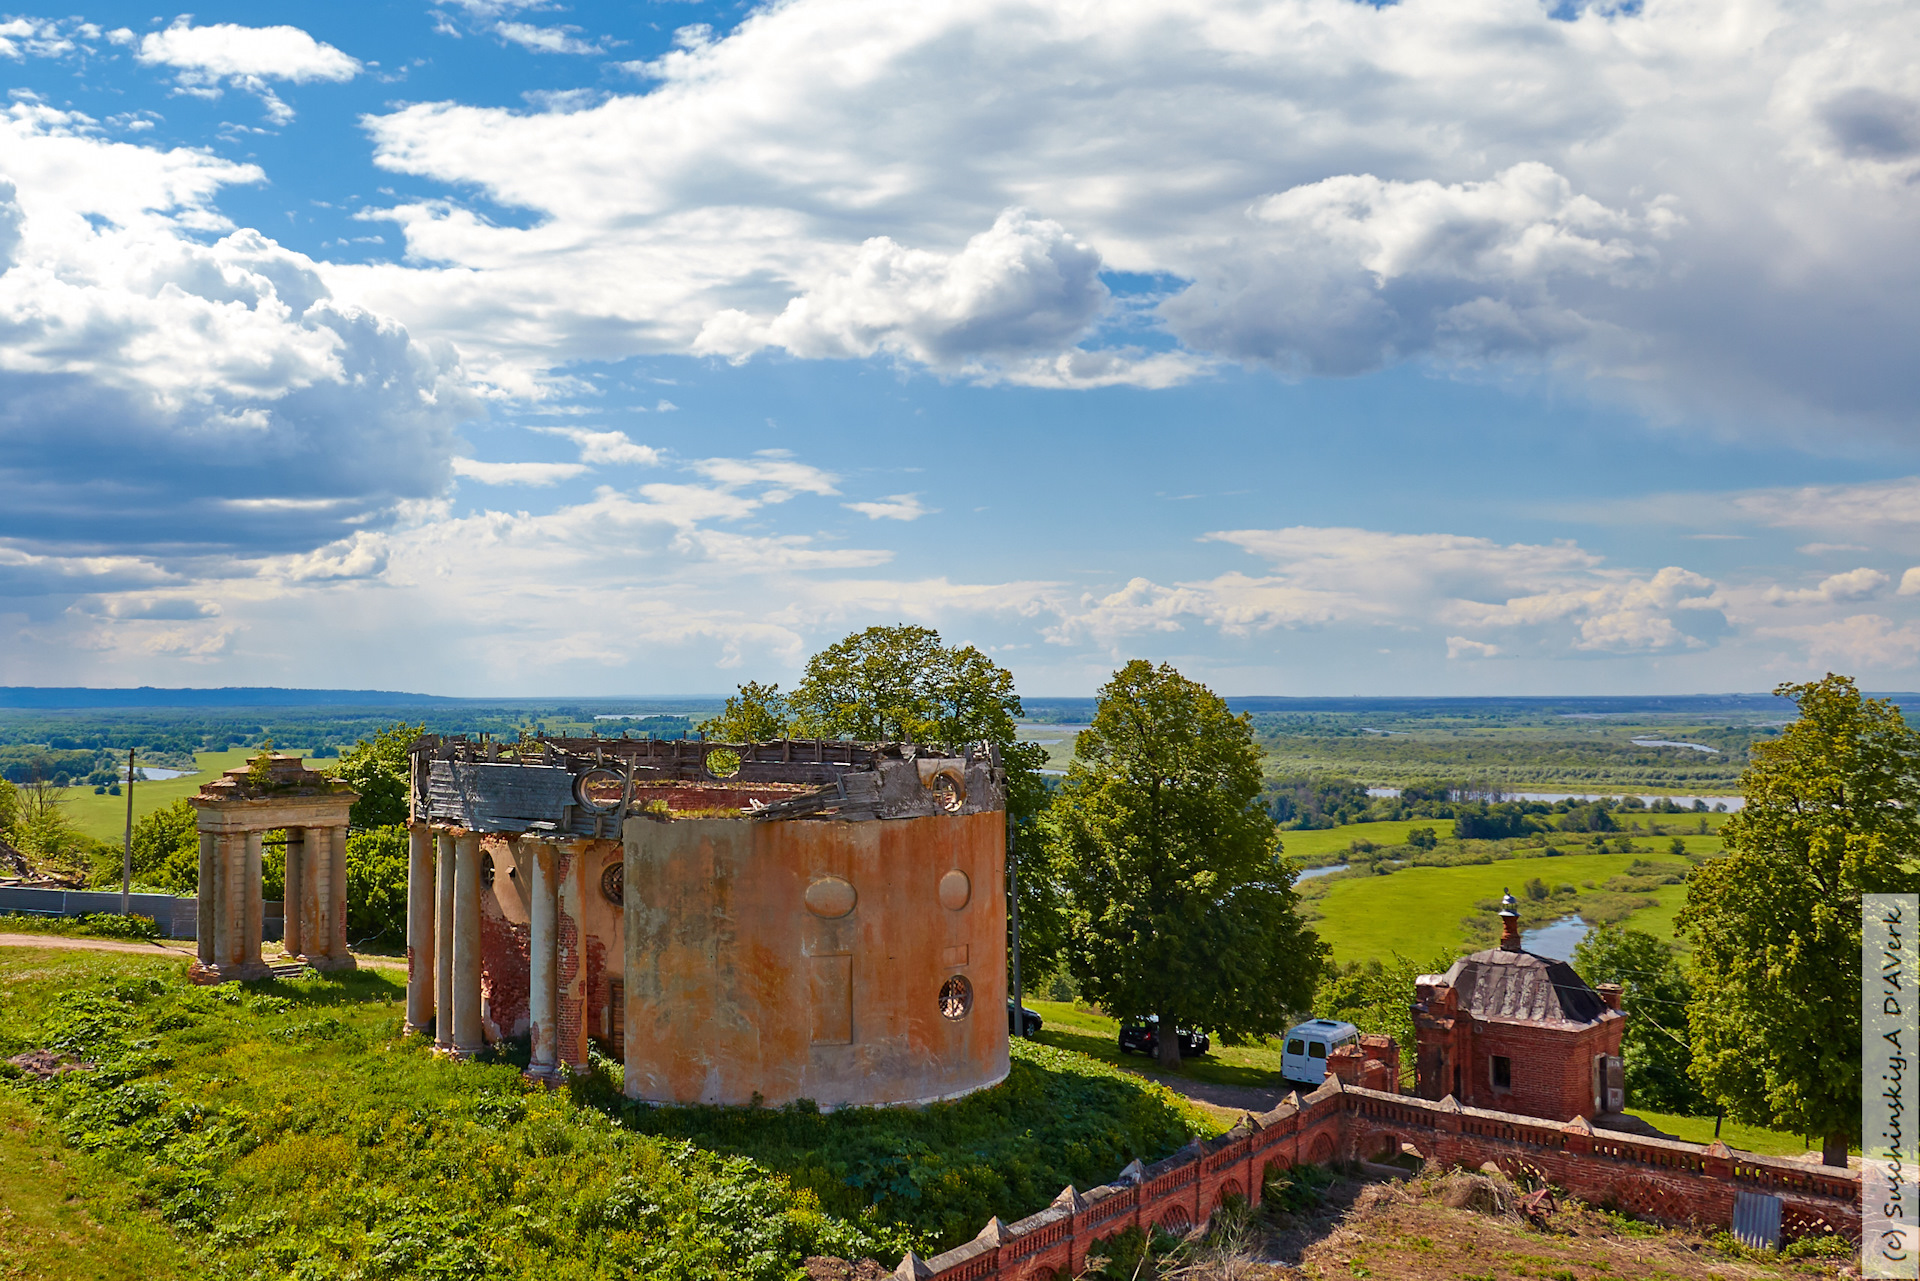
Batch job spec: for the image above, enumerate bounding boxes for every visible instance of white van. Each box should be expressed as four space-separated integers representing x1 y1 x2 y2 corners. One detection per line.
1281 1018 1361 1085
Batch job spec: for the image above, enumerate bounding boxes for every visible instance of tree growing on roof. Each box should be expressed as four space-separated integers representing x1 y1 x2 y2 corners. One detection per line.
1678 673 1920 1166
1049 660 1327 1069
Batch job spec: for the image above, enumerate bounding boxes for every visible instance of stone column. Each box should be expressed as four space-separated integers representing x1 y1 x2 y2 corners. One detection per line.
282 829 305 959
328 825 352 966
195 829 216 967
435 830 456 1052
525 840 560 1082
555 842 591 1070
299 825 325 965
405 824 436 1035
220 832 245 968
450 832 484 1058
242 830 265 974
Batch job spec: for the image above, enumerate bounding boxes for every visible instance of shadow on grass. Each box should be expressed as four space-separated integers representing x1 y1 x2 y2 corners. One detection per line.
1030 1026 1290 1091
242 967 405 1008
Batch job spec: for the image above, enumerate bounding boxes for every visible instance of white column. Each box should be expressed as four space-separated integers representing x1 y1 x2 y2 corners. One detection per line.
450 832 485 1057
222 832 246 967
311 825 333 963
282 830 305 959
435 831 456 1051
526 840 559 1080
195 829 216 967
405 825 436 1034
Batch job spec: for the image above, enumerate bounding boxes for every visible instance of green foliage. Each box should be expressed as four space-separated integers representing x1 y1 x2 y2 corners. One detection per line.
0 912 160 940
789 625 1021 748
1678 674 1920 1160
1570 926 1703 1112
1049 661 1327 1066
131 798 201 894
0 957 906 1279
345 825 410 945
327 721 423 829
698 681 792 742
625 1038 1198 1251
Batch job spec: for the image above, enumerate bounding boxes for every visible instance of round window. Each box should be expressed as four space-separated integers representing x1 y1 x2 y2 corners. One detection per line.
600 860 624 906
938 974 973 1021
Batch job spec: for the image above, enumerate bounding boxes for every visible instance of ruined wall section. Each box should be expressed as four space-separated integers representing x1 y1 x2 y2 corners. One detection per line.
622 810 1007 1109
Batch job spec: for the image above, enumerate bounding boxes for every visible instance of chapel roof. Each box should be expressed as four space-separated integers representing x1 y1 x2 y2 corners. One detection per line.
1434 947 1610 1027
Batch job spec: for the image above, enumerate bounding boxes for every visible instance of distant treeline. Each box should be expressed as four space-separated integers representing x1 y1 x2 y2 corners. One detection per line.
1261 776 1725 830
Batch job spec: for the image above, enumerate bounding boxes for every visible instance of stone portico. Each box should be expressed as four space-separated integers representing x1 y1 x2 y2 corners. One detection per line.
189 754 358 984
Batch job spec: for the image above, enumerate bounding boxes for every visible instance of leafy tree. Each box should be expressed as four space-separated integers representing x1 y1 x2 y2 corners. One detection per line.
700 681 792 741
346 825 410 945
1571 926 1703 1113
1678 674 1920 1165
131 798 201 892
328 722 424 829
1316 950 1453 1088
789 625 1020 747
1048 660 1327 1068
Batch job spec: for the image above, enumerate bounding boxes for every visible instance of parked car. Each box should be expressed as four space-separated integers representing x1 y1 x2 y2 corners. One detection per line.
1007 1001 1043 1036
1117 1016 1210 1057
1280 1018 1360 1084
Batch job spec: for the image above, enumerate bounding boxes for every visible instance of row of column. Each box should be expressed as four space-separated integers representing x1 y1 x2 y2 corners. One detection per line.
403 826 592 1077
193 825 352 981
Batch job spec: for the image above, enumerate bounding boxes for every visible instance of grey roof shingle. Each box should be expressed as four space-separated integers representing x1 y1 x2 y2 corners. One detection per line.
1440 948 1609 1026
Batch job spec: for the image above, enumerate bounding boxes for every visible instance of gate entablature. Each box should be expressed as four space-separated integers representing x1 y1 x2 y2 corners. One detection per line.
189 754 357 985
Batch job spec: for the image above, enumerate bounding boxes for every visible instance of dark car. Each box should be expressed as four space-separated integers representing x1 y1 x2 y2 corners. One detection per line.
1007 1001 1043 1036
1117 1016 1209 1057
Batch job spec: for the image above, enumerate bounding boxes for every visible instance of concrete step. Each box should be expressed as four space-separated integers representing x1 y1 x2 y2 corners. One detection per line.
268 961 310 979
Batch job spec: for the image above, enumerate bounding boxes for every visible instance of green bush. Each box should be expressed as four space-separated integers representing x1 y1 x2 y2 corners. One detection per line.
345 824 409 946
0 912 160 940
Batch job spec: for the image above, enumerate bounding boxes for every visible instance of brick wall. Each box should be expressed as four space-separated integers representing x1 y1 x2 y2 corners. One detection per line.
898 1078 1860 1281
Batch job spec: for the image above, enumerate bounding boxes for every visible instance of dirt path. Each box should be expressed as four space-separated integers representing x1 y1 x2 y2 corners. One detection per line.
0 934 406 969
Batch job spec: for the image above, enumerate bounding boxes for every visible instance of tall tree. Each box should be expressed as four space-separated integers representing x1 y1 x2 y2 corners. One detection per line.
1678 674 1920 1166
328 722 425 829
789 625 1020 746
1571 926 1703 1113
699 681 792 741
1049 660 1327 1068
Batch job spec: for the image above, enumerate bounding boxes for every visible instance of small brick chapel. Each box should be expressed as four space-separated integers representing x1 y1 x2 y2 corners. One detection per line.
1412 890 1627 1122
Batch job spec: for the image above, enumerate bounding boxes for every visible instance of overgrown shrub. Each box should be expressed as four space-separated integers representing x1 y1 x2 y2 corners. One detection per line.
345 824 409 946
0 911 160 940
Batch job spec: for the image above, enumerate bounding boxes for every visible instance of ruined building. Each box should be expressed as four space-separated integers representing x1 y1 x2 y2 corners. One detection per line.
1412 891 1626 1122
402 736 1010 1108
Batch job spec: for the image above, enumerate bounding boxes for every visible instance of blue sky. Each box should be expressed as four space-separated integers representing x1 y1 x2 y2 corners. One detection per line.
0 0 1917 697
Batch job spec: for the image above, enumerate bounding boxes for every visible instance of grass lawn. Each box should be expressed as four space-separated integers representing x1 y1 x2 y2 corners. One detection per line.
53 748 318 845
1626 1108 1855 1160
1280 820 1454 867
1308 852 1695 964
0 946 1207 1275
1024 998 1311 1091
0 1092 198 1281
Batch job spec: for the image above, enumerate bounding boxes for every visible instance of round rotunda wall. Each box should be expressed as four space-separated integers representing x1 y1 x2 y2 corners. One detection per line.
620 809 1008 1109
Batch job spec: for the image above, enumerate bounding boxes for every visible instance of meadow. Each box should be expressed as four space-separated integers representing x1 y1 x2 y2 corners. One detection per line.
53 748 312 845
0 947 1208 1279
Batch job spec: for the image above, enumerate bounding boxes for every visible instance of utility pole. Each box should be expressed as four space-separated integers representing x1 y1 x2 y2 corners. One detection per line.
120 747 135 915
1008 810 1024 1038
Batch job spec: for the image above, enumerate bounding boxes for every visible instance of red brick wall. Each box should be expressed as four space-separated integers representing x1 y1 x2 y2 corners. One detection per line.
904 1081 1860 1281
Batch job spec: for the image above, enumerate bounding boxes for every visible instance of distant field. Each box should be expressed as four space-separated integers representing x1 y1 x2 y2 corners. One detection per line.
1281 820 1456 865
1307 850 1702 964
55 748 314 844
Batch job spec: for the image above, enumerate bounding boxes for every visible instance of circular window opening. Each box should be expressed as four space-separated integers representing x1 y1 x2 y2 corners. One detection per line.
928 771 964 813
600 860 624 906
939 974 973 1021
575 767 625 814
705 747 743 779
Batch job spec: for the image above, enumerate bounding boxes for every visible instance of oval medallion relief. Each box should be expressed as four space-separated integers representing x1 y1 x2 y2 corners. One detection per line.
938 869 971 911
804 876 857 918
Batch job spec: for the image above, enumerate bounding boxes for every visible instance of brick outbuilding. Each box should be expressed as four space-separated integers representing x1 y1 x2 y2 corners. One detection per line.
1413 892 1626 1122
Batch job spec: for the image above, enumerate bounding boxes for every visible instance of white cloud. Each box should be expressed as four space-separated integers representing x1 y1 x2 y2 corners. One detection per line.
1759 614 1920 671
135 21 359 122
1762 566 1890 606
687 454 839 498
329 0 1920 429
1044 526 1723 656
535 427 662 466
0 101 471 561
1447 636 1503 660
844 493 935 521
1902 568 1920 596
494 22 605 55
451 459 589 485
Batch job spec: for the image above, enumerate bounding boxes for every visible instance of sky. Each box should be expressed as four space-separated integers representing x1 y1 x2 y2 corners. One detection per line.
0 0 1917 699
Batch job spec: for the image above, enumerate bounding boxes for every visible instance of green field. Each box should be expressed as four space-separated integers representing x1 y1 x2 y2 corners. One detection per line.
1308 851 1696 964
1280 820 1456 866
1626 1108 1853 1160
52 748 314 844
